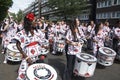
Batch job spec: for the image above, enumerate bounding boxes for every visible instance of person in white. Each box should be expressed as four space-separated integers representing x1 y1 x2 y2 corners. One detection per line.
113 20 120 60
93 23 105 56
65 20 83 80
13 13 47 80
87 21 95 50
103 21 112 48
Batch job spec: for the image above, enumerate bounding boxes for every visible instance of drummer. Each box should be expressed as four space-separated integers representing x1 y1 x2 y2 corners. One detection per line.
93 23 105 57
103 21 112 48
13 13 47 80
86 21 96 50
64 19 84 80
113 20 120 59
2 17 18 63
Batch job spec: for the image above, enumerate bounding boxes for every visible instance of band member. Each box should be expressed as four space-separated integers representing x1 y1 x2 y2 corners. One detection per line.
93 23 105 56
1 17 18 63
64 20 83 80
86 21 96 50
0 19 9 54
13 13 47 80
113 20 120 60
103 21 112 48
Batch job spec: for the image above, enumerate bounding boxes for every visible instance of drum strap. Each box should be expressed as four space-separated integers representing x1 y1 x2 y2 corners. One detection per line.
26 41 39 47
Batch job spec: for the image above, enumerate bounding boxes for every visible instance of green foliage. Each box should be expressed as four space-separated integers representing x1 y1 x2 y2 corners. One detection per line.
16 10 23 23
10 9 23 23
48 0 87 18
0 0 13 22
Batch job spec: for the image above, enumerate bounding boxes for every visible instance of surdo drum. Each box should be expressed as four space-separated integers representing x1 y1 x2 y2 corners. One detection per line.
40 39 49 55
98 47 116 66
56 40 65 52
6 43 22 62
26 63 57 80
73 53 97 77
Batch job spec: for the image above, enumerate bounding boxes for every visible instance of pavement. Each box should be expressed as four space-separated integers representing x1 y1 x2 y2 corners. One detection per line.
0 46 120 80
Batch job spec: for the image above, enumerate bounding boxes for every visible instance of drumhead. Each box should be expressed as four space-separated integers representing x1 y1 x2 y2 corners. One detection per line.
26 63 57 80
7 43 19 52
76 53 97 62
99 47 116 56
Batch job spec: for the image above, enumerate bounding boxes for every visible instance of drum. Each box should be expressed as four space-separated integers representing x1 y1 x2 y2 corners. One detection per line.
6 43 22 62
98 47 116 66
73 53 97 77
26 63 57 80
56 40 65 52
41 39 49 55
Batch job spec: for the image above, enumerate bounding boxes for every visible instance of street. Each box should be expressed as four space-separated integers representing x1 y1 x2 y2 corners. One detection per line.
0 47 120 80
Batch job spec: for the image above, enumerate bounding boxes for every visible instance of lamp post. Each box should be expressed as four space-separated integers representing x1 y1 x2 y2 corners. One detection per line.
38 0 41 18
89 0 96 23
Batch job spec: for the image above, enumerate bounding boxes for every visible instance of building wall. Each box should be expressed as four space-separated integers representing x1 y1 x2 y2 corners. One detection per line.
96 0 120 25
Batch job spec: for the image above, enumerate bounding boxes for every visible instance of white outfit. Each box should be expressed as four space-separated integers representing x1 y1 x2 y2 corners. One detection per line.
93 30 105 56
66 30 83 55
14 29 46 80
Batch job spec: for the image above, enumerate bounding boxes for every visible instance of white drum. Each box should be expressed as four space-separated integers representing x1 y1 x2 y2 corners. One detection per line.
56 40 65 52
73 53 97 77
98 47 116 66
26 63 57 80
6 43 22 62
41 39 49 55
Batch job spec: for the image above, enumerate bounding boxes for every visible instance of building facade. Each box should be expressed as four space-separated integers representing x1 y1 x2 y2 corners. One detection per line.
23 0 41 18
23 0 120 25
96 0 120 25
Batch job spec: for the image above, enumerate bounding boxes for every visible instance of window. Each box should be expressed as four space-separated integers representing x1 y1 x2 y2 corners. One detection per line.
113 0 118 5
108 0 112 6
116 11 120 18
105 0 108 7
118 0 120 4
105 12 111 19
97 2 100 8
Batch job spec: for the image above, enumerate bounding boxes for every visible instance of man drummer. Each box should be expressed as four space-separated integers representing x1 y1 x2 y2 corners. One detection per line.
13 13 48 80
113 20 120 60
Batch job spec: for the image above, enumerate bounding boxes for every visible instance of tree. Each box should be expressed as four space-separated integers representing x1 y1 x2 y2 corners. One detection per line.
48 0 87 20
0 0 13 22
9 9 23 23
16 9 23 23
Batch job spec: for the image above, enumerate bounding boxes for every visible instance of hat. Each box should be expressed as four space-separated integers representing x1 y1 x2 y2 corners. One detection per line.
26 13 34 21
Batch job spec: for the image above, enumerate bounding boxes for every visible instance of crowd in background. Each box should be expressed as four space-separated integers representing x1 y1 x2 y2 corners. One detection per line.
0 13 120 80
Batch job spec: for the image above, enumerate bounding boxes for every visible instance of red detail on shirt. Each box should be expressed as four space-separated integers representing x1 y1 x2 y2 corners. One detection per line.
31 49 35 54
26 42 38 47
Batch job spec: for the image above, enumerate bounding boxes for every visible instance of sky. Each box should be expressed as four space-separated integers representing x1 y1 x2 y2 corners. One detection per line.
9 0 35 13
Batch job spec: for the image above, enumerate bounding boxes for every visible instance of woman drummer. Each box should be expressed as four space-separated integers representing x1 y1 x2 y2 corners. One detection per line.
64 19 84 80
13 13 47 80
93 23 106 57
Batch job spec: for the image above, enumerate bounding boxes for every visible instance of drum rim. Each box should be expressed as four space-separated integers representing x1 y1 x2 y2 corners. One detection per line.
99 47 116 56
76 53 97 62
7 43 19 52
26 63 57 80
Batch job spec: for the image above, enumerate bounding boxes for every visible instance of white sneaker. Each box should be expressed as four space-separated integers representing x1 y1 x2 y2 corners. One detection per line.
52 51 56 54
3 60 7 64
